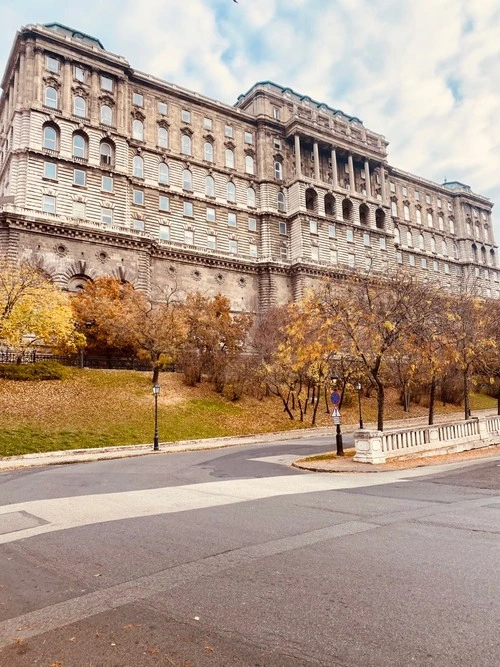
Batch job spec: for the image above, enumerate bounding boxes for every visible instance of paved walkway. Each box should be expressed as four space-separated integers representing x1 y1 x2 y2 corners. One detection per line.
0 407 497 471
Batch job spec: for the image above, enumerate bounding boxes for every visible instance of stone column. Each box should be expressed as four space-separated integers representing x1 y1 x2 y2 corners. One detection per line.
313 141 320 181
90 69 99 125
33 47 42 104
23 43 34 105
63 59 72 114
348 153 355 192
380 164 386 203
331 147 338 188
364 159 371 198
117 76 126 131
17 49 25 105
294 134 302 177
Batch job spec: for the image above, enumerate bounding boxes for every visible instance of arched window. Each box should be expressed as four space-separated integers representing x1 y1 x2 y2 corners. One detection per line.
100 105 112 125
204 142 213 162
181 134 192 155
274 161 283 180
416 209 422 225
247 187 256 207
205 175 215 197
183 169 193 191
438 215 444 230
45 86 58 108
419 233 425 250
158 162 169 185
407 230 413 247
73 95 86 117
72 132 87 159
472 244 478 262
427 212 433 227
394 227 400 244
431 236 436 253
227 181 236 202
306 188 317 212
481 246 487 264
442 240 448 256
342 198 352 222
132 119 144 141
42 124 58 151
375 209 385 230
359 203 369 226
403 204 410 221
245 155 254 174
225 148 235 169
453 243 459 259
277 191 286 212
133 155 144 178
158 127 168 149
490 249 496 266
99 140 113 166
391 200 398 217
449 219 455 234
325 194 335 217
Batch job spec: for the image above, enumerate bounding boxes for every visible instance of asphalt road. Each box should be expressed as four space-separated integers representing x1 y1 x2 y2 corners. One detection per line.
0 435 499 667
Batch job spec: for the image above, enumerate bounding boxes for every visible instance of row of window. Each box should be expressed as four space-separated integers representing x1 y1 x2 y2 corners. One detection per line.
389 182 453 211
391 200 456 234
394 227 460 259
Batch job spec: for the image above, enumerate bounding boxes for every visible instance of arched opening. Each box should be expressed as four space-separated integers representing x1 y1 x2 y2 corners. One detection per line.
324 194 335 217
67 275 92 293
359 203 369 226
471 244 478 262
342 198 353 222
100 140 114 167
305 188 317 212
481 246 487 264
375 208 385 229
490 249 496 266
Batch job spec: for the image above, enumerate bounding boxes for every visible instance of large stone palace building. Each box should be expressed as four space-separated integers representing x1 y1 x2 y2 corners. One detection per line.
0 23 497 312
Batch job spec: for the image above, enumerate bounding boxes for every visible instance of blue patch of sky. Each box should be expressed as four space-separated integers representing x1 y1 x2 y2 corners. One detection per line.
446 76 463 104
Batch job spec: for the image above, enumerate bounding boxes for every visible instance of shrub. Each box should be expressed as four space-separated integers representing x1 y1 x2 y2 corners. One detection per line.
0 361 70 381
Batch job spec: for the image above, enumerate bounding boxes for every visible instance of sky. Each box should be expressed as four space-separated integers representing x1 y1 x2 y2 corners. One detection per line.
1 0 499 238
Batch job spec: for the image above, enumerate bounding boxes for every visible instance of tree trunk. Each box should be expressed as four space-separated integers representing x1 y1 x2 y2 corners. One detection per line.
464 370 471 420
497 390 500 416
324 386 330 414
428 376 436 425
152 364 160 385
280 393 294 420
311 384 321 425
376 380 385 431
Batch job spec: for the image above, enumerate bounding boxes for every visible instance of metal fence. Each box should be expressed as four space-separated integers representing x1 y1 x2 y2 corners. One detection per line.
0 350 166 371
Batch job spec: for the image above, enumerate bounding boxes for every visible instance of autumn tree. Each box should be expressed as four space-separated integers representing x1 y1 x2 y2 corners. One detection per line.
180 293 252 393
0 260 79 353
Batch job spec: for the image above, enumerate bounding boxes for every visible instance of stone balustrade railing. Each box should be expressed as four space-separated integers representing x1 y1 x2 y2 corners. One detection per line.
354 415 500 464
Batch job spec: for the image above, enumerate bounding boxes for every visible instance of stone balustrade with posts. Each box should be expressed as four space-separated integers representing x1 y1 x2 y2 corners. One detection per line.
353 416 500 464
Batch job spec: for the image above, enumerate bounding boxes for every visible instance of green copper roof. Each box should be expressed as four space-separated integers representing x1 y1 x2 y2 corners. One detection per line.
43 23 104 50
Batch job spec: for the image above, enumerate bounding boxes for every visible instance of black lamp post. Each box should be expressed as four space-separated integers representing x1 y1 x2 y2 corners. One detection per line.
356 381 364 429
331 372 344 457
152 383 160 451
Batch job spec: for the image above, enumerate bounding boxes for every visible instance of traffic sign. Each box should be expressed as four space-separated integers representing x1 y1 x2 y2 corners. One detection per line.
330 391 341 405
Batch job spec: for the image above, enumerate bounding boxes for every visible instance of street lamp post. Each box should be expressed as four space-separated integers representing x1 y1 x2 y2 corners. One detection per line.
152 383 160 451
331 372 344 457
356 382 364 429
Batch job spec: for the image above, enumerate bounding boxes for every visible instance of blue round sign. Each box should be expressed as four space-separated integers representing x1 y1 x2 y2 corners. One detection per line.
330 391 341 405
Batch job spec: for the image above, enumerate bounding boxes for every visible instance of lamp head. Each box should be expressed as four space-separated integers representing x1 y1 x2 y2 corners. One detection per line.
152 384 160 395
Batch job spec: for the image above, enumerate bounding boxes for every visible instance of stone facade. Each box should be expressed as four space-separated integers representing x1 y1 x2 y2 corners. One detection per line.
0 23 497 312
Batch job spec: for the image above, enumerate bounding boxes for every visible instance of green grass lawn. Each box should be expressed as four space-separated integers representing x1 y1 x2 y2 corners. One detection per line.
0 369 496 457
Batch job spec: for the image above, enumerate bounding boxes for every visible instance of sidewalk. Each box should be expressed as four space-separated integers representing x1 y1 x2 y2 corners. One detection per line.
0 407 498 471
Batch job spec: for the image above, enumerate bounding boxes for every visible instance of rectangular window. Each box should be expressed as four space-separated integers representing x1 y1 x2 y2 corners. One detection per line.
279 221 287 235
157 102 168 115
426 194 431 204
228 212 237 227
133 189 144 206
390 182 396 193
434 261 439 272
46 55 59 73
74 66 85 82
224 125 233 138
100 75 113 91
445 263 450 274
73 201 85 219
421 257 427 269
206 207 216 222
249 243 258 257
101 207 113 224
475 267 480 277
274 138 281 150
363 233 371 247
207 234 216 250
347 253 355 268
133 92 144 107
346 228 354 242
185 229 194 244
409 254 415 266
402 186 408 196
396 251 403 264
328 224 336 238
309 219 318 234
330 249 338 265
228 239 238 254
102 175 113 192
437 198 442 208
159 196 169 211
159 225 170 241
456 265 462 276
415 191 420 201
43 161 57 180
133 218 144 231
379 236 386 251
280 246 289 260
448 202 453 212
248 217 257 232
203 117 213 130
182 109 191 123
273 107 281 120
311 246 319 261
73 168 86 187
244 132 253 144
42 195 56 213
183 201 193 217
